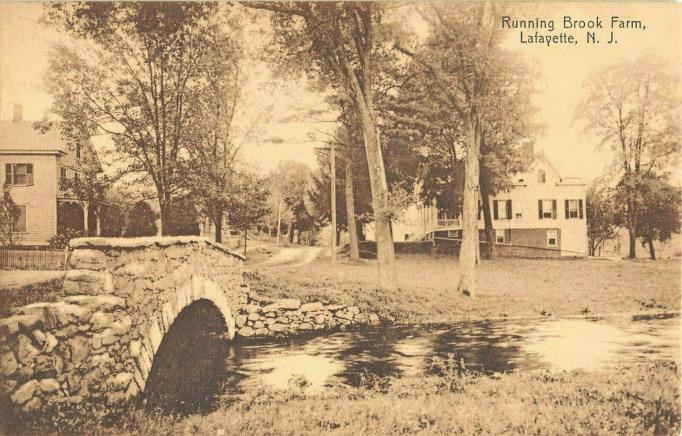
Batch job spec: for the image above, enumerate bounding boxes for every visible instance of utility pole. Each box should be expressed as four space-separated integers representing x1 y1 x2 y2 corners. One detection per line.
276 194 282 245
330 140 337 268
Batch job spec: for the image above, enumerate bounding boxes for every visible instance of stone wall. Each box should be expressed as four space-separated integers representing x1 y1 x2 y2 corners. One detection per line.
235 292 380 339
0 236 245 413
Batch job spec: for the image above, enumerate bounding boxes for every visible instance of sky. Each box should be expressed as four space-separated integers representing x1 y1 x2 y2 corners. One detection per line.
0 2 680 182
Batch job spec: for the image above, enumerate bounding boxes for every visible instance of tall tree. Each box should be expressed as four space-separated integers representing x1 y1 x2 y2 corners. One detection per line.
269 161 314 244
586 178 621 256
44 2 221 235
395 3 514 295
227 171 271 256
0 185 21 246
579 56 681 258
249 1 399 290
634 176 681 260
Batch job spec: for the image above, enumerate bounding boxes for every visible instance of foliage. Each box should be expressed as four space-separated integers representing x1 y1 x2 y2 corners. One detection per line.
124 201 158 237
165 196 200 237
0 184 21 246
267 161 314 242
43 2 226 235
578 55 681 258
635 176 681 259
586 178 621 256
47 228 83 249
251 1 400 289
227 171 270 235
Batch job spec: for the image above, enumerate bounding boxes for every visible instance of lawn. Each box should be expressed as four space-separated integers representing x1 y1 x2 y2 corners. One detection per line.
245 255 681 323
8 362 679 435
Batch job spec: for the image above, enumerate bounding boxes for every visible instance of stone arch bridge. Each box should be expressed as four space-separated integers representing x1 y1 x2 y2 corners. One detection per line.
0 237 247 412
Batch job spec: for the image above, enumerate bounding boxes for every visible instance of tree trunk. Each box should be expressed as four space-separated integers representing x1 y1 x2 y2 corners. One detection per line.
345 160 360 260
288 220 295 244
480 177 495 260
159 194 171 236
214 207 223 243
243 229 247 256
627 217 637 258
648 237 656 260
356 101 396 290
458 115 481 297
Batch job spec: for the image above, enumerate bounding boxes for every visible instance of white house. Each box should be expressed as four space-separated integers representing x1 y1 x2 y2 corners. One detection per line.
369 152 589 257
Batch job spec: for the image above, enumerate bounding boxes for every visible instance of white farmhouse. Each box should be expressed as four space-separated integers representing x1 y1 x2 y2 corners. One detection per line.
371 152 588 257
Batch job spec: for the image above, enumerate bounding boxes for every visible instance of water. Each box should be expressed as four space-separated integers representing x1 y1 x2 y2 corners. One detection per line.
221 315 679 393
145 313 679 412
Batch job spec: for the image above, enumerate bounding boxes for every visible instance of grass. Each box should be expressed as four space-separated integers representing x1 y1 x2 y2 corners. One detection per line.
7 361 679 435
245 255 681 323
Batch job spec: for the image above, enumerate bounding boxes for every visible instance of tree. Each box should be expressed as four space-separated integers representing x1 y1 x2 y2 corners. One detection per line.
579 56 681 258
395 3 518 295
268 161 315 244
249 1 399 290
635 176 681 260
166 196 201 237
44 3 222 235
227 171 270 256
124 201 158 237
586 178 621 256
0 185 21 246
181 13 244 243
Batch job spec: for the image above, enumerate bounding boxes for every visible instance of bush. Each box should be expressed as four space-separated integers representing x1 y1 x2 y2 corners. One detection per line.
124 201 158 237
47 229 83 249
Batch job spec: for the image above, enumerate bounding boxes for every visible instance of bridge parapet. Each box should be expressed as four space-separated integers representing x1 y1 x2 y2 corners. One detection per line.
1 237 246 413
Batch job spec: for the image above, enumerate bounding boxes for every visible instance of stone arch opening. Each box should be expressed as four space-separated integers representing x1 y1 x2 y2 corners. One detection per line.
143 299 229 413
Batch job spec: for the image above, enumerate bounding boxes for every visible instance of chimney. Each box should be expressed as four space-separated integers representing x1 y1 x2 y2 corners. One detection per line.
12 104 23 122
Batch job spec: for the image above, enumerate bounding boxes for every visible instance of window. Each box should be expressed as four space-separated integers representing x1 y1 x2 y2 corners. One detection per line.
514 200 523 219
447 229 461 239
14 205 27 232
495 229 512 245
564 199 584 219
5 163 33 186
538 170 546 184
493 200 512 220
538 199 557 219
547 229 558 248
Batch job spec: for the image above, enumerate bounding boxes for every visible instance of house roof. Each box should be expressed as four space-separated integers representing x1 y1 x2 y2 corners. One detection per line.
0 120 70 154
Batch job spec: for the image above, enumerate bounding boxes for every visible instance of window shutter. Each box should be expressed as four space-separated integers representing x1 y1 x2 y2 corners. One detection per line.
565 200 569 219
579 199 584 219
552 200 557 219
493 201 499 220
505 229 512 244
27 164 33 185
4 164 11 185
506 200 512 220
538 200 543 219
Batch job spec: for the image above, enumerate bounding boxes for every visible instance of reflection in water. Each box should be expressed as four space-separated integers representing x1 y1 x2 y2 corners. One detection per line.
225 315 679 394
144 312 679 413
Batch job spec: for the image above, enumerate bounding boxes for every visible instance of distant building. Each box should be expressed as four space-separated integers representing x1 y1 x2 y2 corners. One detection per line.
369 151 589 257
0 105 108 245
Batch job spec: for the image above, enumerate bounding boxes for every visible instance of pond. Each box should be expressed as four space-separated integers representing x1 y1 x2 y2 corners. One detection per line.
145 313 679 412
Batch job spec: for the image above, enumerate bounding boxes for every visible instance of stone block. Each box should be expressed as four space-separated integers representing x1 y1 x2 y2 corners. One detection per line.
298 323 313 330
247 313 260 321
325 304 346 312
336 311 353 320
243 304 260 314
0 379 17 396
63 295 127 311
238 326 255 337
22 397 42 412
90 312 115 332
115 262 147 276
129 340 141 358
0 351 18 376
300 302 324 313
100 329 117 346
368 313 380 324
69 336 89 366
108 372 133 391
34 355 56 377
276 298 301 310
260 303 279 313
39 378 61 394
63 270 113 295
235 315 247 328
314 314 326 324
269 324 287 333
348 306 360 315
253 321 265 329
11 380 39 404
255 328 269 336
44 333 58 353
70 249 108 271
32 329 47 345
16 334 40 365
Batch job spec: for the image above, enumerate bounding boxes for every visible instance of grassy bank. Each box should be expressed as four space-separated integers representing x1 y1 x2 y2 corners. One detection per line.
7 362 679 435
245 255 681 323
